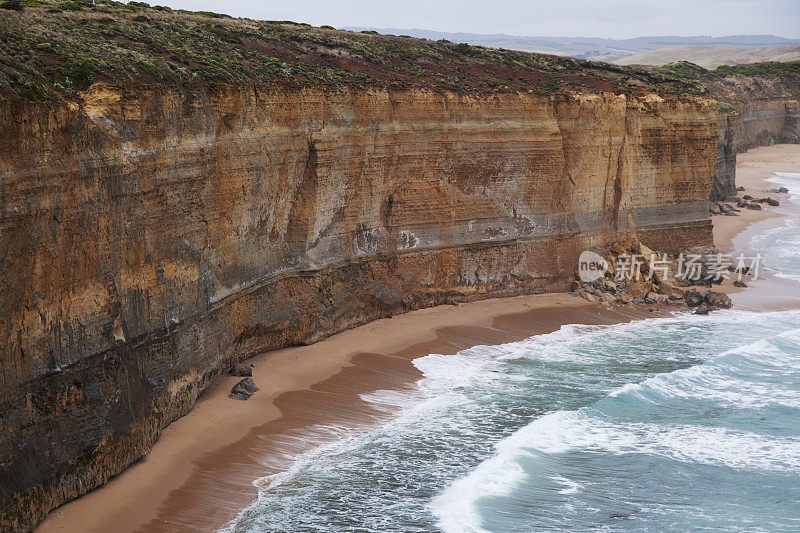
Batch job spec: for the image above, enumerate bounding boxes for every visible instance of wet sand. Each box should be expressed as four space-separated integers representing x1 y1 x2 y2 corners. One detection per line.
37 144 800 532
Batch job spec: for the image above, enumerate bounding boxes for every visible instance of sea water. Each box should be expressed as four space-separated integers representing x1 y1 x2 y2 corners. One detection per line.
226 174 800 532
748 172 800 283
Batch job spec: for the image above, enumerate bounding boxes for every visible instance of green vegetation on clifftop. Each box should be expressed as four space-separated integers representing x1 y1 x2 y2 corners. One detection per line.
651 61 800 108
0 0 707 99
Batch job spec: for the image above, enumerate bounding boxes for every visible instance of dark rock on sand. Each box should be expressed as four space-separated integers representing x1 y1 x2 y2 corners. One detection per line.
229 364 252 377
733 280 748 288
704 291 732 310
229 377 259 400
694 303 710 315
684 289 704 307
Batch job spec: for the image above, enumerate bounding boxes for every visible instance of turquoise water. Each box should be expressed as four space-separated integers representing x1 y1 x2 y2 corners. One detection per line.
227 174 800 532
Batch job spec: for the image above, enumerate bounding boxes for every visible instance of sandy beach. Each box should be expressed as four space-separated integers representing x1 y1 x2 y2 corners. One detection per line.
40 296 656 532
37 144 800 532
712 144 800 252
712 145 800 311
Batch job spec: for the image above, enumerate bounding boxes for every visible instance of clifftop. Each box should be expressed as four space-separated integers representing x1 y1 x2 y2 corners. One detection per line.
0 0 709 99
653 60 800 104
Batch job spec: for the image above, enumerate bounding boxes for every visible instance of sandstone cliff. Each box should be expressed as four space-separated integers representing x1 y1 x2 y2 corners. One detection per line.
0 81 719 530
0 3 734 530
693 64 799 200
716 74 799 197
645 61 800 200
712 94 798 199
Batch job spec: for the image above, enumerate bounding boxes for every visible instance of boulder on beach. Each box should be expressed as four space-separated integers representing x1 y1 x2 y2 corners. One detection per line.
626 281 653 299
704 291 732 310
229 377 260 400
580 291 597 303
694 303 710 315
683 289 704 307
600 292 617 305
229 364 252 377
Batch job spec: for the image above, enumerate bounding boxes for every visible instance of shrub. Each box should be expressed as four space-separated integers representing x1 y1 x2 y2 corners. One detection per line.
711 61 800 77
59 1 86 11
0 0 23 9
193 10 227 18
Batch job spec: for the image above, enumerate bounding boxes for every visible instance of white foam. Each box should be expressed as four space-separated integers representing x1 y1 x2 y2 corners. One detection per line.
611 329 800 409
226 309 800 532
519 410 800 470
430 446 528 533
430 318 800 533
769 172 800 200
551 475 582 495
432 406 800 532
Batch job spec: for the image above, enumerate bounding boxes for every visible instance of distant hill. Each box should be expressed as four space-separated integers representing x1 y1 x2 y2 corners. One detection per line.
342 29 800 63
615 45 800 68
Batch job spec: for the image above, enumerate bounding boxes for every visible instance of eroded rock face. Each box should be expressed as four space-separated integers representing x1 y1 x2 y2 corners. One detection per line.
708 74 799 201
712 110 738 201
0 83 717 530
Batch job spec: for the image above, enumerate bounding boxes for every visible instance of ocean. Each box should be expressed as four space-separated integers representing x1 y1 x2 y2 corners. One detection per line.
226 173 800 532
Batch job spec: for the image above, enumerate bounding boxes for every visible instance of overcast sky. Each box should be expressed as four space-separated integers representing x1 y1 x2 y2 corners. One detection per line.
154 0 800 39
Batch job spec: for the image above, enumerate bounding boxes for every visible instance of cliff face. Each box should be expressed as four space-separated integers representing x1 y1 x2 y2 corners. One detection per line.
713 110 738 200
734 98 799 151
708 73 800 199
0 82 717 530
711 99 798 199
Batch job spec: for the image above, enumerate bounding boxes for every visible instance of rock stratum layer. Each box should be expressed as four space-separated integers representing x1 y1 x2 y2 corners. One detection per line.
0 81 718 530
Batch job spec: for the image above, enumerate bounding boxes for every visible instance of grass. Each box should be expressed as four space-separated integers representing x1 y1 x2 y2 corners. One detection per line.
710 61 800 77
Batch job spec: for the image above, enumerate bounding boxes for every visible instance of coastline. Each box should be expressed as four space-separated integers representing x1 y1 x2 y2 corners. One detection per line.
712 144 800 253
712 145 800 311
37 144 800 532
38 296 654 532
